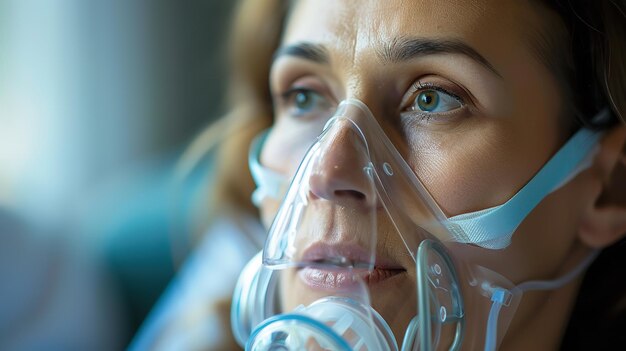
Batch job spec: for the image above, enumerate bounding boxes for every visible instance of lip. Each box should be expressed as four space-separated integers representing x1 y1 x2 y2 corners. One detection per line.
297 243 405 291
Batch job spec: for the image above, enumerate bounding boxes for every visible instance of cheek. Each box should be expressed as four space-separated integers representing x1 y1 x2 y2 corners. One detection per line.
408 124 529 216
408 106 562 218
259 199 281 229
258 121 328 229
261 117 330 174
260 129 306 176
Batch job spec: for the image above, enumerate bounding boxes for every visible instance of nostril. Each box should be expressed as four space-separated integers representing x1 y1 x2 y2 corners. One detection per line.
334 190 366 201
309 174 370 203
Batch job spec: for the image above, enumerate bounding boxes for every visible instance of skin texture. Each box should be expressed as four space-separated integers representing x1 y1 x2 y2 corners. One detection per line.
258 0 626 349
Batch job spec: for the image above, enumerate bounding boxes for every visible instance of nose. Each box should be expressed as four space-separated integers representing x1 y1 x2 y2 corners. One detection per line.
308 119 376 207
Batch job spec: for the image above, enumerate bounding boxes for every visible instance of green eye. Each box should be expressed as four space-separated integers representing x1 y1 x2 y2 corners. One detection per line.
417 90 440 112
413 89 462 114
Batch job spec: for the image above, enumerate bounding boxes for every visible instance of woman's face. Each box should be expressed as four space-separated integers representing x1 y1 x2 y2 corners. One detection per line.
259 0 590 346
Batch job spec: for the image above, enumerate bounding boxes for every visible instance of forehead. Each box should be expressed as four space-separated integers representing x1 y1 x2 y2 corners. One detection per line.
283 0 540 70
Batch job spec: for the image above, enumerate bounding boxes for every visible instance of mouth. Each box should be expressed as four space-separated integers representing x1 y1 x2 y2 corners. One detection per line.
298 266 405 290
297 243 406 291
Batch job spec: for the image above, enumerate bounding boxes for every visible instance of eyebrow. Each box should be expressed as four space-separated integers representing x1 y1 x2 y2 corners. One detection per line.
380 37 502 78
273 42 330 64
273 37 501 78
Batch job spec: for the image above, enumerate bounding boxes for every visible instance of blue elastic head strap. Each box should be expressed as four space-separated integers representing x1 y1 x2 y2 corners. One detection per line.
446 111 607 248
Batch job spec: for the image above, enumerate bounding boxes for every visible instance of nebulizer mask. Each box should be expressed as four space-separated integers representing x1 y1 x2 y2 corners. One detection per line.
232 99 605 350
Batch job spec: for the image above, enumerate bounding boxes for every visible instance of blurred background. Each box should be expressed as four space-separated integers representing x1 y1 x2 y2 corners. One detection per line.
0 0 236 349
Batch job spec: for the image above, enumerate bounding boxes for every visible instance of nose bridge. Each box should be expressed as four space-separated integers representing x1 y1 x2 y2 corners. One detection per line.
308 114 375 206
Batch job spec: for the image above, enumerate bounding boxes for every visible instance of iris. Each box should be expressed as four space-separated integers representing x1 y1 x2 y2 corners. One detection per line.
413 89 462 114
417 90 440 112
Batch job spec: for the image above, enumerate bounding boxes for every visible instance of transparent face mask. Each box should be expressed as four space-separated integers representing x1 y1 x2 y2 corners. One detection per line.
233 99 604 350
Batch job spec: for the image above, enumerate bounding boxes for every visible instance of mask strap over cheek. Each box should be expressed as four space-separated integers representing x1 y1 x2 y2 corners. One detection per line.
446 109 609 249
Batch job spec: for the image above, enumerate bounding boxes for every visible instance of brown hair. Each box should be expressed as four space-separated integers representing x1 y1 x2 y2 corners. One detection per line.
538 0 626 129
204 0 287 219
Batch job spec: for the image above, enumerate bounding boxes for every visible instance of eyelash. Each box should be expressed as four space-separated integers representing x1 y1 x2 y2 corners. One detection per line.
403 81 466 121
409 81 464 104
280 87 306 101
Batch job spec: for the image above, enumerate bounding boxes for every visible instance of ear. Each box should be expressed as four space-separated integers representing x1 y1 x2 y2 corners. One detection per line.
578 124 626 248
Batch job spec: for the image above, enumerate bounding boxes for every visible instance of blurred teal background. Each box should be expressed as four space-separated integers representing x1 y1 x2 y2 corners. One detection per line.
0 1 235 349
